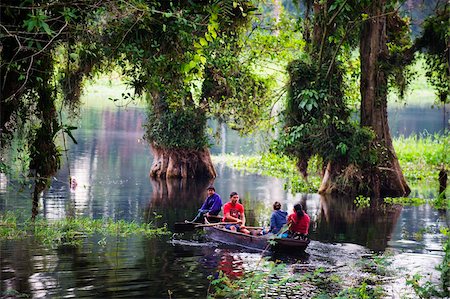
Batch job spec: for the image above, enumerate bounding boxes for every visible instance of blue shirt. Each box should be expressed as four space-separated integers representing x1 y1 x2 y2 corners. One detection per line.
200 193 222 215
270 210 287 234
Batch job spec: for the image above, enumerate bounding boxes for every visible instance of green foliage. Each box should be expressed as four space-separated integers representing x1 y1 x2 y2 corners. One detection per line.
394 133 449 182
431 194 450 210
273 56 376 179
383 197 427 206
208 260 291 298
89 0 270 149
440 228 450 296
23 9 54 35
0 211 169 248
385 13 416 100
416 5 450 103
334 282 384 299
406 273 443 298
144 103 209 150
202 51 272 135
354 195 370 208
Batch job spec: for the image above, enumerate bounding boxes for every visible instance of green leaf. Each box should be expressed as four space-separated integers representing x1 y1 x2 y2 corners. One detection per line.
24 19 36 32
41 22 53 35
199 37 207 46
69 53 79 61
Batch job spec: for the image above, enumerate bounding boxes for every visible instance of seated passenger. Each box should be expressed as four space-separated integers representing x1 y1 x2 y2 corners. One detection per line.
222 192 250 234
286 203 310 239
269 201 287 234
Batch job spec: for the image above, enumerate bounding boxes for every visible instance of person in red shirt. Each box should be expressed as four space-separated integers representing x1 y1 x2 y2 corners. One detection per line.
287 203 310 239
222 192 250 234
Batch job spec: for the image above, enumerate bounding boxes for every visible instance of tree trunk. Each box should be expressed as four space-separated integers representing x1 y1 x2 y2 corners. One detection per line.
149 144 216 179
359 0 410 197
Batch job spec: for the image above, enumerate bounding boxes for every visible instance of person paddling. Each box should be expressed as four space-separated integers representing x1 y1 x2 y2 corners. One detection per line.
190 185 222 223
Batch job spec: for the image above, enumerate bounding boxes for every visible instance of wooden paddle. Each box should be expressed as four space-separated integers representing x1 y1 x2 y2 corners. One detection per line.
195 221 239 228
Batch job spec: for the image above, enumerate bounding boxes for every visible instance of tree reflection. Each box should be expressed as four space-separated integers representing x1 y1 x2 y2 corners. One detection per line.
145 177 214 227
315 194 402 251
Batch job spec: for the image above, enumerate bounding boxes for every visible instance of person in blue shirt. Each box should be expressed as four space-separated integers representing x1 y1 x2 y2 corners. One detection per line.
269 201 287 234
191 185 222 223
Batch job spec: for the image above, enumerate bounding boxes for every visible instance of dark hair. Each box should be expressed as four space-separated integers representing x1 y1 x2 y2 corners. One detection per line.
273 201 281 210
294 203 304 218
230 191 238 198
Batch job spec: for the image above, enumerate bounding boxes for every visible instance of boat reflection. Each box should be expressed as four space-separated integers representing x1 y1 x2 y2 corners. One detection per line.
217 251 244 279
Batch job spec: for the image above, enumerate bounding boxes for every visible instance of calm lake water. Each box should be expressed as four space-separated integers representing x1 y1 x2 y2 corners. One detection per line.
0 101 448 298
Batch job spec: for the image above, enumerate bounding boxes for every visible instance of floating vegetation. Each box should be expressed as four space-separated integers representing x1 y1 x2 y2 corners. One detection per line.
384 197 427 206
213 153 321 193
207 257 387 298
354 195 371 208
0 211 169 248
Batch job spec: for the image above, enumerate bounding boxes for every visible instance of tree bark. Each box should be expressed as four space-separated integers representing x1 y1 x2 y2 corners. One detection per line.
359 0 410 197
149 144 217 179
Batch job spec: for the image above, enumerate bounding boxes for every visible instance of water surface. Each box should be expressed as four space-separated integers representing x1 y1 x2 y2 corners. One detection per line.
0 103 447 298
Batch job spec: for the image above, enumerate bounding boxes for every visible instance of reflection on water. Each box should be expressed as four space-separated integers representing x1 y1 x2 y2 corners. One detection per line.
388 103 449 137
314 195 403 251
0 105 447 298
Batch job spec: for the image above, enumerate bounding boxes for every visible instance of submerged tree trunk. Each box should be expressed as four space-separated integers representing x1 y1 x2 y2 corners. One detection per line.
359 0 410 197
318 0 410 197
149 145 216 179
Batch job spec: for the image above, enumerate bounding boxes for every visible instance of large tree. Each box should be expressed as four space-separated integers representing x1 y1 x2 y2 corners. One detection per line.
357 0 411 196
275 0 447 197
1 1 272 184
73 1 272 179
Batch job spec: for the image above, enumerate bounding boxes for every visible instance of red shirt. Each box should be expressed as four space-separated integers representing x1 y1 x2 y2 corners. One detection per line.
222 202 244 222
287 212 310 234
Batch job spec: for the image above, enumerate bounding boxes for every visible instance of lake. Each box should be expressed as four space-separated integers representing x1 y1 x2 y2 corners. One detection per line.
0 101 448 298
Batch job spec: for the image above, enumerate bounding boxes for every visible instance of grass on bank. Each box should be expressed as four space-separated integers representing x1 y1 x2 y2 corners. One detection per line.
0 212 169 248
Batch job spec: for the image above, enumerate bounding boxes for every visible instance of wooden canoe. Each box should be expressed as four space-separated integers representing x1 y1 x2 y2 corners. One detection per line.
204 224 309 252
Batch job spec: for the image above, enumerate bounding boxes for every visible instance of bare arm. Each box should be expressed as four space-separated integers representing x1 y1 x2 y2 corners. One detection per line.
224 212 242 223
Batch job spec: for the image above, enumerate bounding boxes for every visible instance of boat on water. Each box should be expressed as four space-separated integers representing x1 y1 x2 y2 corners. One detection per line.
203 224 310 252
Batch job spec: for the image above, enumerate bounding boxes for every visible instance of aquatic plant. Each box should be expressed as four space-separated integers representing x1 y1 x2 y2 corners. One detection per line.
354 195 371 208
0 211 169 248
383 197 427 206
207 256 389 298
213 153 321 193
404 227 449 298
